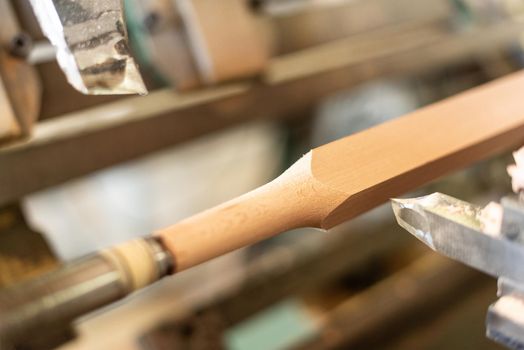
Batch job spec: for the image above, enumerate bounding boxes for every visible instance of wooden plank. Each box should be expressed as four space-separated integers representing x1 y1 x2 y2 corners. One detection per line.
269 0 452 53
267 19 524 83
314 70 524 227
156 71 524 271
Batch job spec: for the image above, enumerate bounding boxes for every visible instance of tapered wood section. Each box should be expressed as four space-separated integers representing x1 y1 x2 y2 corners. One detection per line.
156 71 524 272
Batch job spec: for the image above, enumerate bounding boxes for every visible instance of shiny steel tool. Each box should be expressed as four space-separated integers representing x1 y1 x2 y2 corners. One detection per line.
392 193 524 349
29 0 146 95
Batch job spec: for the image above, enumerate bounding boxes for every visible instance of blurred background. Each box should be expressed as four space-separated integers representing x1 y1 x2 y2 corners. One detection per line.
1 0 524 348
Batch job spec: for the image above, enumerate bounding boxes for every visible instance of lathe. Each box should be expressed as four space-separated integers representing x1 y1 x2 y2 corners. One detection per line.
2 1 524 349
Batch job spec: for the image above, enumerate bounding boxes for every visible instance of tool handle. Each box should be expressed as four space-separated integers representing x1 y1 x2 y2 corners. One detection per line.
155 152 345 271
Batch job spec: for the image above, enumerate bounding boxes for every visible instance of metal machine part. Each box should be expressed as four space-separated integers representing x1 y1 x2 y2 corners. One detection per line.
0 237 173 349
392 192 524 349
126 0 269 89
488 278 524 350
29 0 146 95
125 0 202 89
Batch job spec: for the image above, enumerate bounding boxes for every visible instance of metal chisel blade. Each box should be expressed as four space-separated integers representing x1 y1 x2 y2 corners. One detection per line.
391 193 524 283
30 0 147 95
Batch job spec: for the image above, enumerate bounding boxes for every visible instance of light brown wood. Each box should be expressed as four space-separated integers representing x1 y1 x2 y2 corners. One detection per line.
176 0 268 84
156 152 346 271
0 75 20 142
267 18 524 84
156 71 524 271
0 0 40 138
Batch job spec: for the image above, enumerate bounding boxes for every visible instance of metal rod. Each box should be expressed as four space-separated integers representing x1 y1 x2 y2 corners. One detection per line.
0 237 173 349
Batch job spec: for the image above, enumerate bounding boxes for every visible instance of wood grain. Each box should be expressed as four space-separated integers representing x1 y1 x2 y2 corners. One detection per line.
156 152 347 271
156 71 524 271
315 71 524 227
